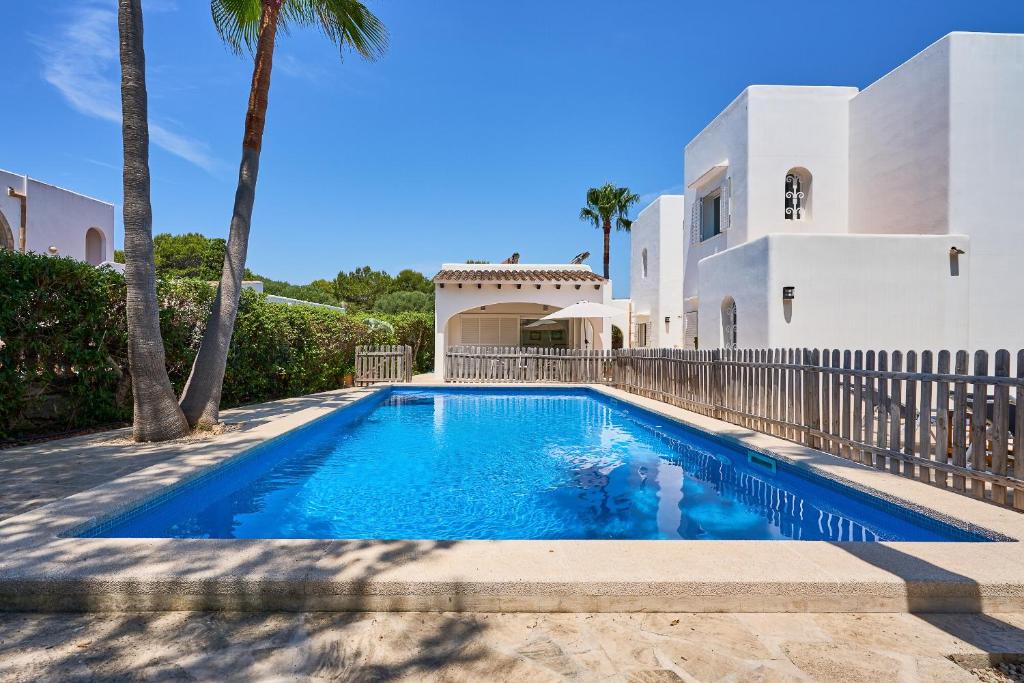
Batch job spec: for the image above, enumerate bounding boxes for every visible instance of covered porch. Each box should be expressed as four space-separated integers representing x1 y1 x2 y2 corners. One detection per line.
432 263 613 376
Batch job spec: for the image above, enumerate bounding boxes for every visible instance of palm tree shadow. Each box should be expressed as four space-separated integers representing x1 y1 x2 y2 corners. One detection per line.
831 542 1024 657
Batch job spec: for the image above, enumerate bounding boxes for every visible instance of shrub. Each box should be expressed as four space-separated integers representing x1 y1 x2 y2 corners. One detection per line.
0 250 435 441
0 253 130 438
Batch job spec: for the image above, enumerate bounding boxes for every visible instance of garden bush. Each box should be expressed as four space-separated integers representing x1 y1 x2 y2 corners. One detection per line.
0 250 434 440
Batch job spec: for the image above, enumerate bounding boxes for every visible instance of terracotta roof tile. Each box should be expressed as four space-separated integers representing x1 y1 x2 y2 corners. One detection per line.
433 267 605 283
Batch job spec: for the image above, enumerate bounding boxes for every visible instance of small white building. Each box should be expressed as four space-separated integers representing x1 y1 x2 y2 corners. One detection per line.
629 195 686 347
642 31 1024 353
433 263 615 376
0 169 115 265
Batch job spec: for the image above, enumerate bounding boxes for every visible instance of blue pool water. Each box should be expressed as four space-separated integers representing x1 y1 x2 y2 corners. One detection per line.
81 388 989 541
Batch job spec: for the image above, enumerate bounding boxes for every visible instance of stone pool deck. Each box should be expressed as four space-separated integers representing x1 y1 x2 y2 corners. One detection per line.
0 384 1023 614
4 610 1024 681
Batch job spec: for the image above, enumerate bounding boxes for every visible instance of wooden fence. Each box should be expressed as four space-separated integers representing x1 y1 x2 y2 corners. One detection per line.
445 346 614 383
445 346 1024 508
355 345 414 385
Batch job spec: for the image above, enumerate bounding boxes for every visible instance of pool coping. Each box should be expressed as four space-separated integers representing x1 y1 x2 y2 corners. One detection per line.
2 383 1023 613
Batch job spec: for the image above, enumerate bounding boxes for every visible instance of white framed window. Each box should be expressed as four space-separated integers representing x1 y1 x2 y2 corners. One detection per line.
700 191 722 241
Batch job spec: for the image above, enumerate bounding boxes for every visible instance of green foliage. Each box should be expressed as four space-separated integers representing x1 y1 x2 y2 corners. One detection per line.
211 0 388 61
0 253 130 438
0 250 435 441
579 183 640 233
334 266 394 311
374 290 433 314
392 269 433 295
153 232 227 280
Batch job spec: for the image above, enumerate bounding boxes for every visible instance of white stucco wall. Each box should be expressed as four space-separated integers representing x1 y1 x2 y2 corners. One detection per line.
630 195 685 347
745 86 855 240
698 234 972 352
433 272 612 375
848 37 952 236
682 91 748 305
0 170 115 264
946 33 1024 352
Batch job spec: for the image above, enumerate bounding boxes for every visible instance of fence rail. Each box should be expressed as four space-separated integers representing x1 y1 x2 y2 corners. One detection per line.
355 345 414 385
445 345 1024 509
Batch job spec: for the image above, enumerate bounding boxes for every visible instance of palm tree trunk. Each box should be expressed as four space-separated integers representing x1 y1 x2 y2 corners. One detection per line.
602 218 611 279
118 0 190 442
179 0 280 427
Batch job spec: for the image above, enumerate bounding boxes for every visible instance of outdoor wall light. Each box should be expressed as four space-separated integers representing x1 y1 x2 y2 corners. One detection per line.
782 286 796 300
47 245 59 255
664 316 671 324
950 246 965 256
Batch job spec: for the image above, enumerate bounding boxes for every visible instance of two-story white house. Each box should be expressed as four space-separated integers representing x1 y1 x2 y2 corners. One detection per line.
640 32 1024 353
0 169 115 266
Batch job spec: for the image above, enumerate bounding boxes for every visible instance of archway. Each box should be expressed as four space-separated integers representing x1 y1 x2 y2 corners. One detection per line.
0 210 13 252
721 297 737 349
85 227 105 265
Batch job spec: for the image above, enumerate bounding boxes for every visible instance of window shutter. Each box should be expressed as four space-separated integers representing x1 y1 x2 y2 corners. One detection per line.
720 178 731 231
499 318 519 345
690 200 700 245
460 317 481 345
479 318 501 345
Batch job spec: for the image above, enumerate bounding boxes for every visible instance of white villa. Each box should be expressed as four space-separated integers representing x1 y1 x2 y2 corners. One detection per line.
631 32 1024 353
432 263 629 376
0 169 115 266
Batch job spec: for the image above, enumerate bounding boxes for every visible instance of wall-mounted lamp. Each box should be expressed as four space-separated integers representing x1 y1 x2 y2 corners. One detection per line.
664 316 671 324
479 306 486 311
782 286 796 301
950 246 965 256
47 245 59 256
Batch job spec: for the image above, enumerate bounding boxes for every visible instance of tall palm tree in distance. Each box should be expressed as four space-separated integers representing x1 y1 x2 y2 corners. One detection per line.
179 0 388 427
118 0 191 441
579 183 640 279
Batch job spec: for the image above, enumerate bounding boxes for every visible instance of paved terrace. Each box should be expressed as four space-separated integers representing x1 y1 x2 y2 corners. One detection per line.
2 387 1024 679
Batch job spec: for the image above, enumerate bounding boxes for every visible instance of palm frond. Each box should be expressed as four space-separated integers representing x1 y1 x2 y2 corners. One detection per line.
578 207 601 228
211 0 388 60
210 0 263 54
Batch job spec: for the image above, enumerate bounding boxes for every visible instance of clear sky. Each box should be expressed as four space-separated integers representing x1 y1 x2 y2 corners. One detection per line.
3 1 1024 297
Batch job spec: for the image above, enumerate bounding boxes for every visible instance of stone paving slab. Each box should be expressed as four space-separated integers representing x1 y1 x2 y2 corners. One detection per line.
1 610 1022 681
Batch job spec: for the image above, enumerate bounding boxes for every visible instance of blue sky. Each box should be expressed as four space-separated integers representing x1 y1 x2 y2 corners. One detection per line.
3 1 1024 297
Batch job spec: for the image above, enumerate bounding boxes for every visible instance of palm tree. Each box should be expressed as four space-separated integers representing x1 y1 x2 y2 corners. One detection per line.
178 0 388 427
579 183 640 279
118 0 191 441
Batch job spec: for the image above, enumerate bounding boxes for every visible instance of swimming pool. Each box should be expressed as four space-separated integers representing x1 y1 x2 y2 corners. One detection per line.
79 387 990 541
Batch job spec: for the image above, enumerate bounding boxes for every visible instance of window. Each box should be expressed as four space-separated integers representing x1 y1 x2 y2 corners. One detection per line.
700 192 721 241
641 248 648 279
721 297 737 349
784 168 811 220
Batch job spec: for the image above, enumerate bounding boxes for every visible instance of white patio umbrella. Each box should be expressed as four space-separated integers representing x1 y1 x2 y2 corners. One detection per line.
529 300 623 322
526 300 622 347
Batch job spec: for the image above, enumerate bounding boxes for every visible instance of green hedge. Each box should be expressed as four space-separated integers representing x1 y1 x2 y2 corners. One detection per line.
0 251 434 440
